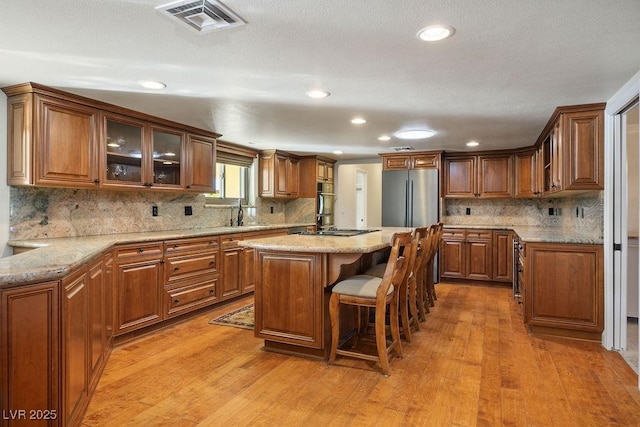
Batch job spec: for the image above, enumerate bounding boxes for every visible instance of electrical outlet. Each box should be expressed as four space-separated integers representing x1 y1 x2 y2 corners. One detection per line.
184 206 193 216
548 207 555 216
152 205 158 217
270 206 274 214
465 207 471 215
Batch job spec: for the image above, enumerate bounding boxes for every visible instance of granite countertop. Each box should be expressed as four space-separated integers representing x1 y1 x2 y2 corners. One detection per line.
0 223 313 288
443 224 603 244
239 227 413 253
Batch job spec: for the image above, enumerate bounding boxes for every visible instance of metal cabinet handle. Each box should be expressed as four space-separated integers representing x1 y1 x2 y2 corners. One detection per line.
209 289 215 294
174 267 180 271
173 298 180 305
209 261 216 267
138 248 144 253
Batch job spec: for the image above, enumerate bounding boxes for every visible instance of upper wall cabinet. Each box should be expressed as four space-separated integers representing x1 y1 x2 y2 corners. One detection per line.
258 149 300 198
3 83 220 192
7 91 101 188
380 152 442 170
443 153 513 198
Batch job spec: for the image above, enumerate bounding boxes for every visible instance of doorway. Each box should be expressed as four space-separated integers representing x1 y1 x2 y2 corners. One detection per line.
355 169 367 229
621 102 639 373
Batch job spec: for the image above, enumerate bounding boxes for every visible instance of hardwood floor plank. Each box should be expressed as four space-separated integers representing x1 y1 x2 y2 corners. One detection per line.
82 284 640 426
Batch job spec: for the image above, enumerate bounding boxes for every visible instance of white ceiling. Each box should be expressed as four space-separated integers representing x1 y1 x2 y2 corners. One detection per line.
1 0 639 160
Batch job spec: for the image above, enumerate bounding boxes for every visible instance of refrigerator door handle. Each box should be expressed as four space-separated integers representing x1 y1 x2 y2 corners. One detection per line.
410 180 414 227
405 180 410 227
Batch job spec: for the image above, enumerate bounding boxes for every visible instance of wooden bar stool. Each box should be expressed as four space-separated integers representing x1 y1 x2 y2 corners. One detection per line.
363 230 420 342
425 222 443 306
328 231 412 376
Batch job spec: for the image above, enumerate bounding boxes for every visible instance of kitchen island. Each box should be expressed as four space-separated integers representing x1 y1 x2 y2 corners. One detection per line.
239 228 411 359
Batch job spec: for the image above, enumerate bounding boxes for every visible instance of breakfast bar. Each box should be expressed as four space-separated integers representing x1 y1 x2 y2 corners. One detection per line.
239 228 410 359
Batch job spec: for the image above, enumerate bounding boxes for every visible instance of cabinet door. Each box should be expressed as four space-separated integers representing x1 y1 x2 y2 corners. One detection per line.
466 233 492 281
186 134 216 192
1 282 60 425
493 231 513 282
443 156 476 197
35 94 99 187
478 155 513 197
562 110 604 190
150 125 185 189
103 113 146 188
515 151 537 197
241 246 256 294
287 157 300 197
259 152 275 197
88 257 107 391
115 258 164 335
382 155 411 170
439 235 466 279
221 246 242 299
317 160 327 181
275 154 290 197
526 243 603 338
7 93 33 186
412 153 439 169
62 268 89 427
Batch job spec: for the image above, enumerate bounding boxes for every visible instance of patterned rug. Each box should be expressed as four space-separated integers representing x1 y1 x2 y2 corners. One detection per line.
208 304 254 330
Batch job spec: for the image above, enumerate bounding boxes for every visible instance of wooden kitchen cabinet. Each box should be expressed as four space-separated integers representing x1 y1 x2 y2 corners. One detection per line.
102 112 186 191
5 89 101 188
536 103 604 195
316 159 335 183
259 150 300 198
514 149 539 197
1 281 60 426
380 151 442 170
113 242 164 335
443 154 513 198
524 242 604 340
62 267 90 427
3 82 220 193
163 236 220 319
220 234 244 300
185 134 216 192
440 229 513 283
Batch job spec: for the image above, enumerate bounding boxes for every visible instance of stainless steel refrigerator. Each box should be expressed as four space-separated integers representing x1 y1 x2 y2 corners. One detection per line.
382 168 439 227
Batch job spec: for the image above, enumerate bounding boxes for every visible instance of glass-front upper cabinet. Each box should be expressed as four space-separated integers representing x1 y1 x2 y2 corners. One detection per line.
102 113 185 189
151 126 184 188
103 114 145 187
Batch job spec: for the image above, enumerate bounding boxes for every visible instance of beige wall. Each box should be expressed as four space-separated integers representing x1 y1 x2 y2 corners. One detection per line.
627 112 639 235
334 160 382 229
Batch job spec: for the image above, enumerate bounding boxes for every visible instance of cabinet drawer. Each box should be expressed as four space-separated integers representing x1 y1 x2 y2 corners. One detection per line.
164 278 218 318
165 252 218 283
442 230 465 239
466 230 492 239
220 234 243 248
114 242 163 259
164 236 220 254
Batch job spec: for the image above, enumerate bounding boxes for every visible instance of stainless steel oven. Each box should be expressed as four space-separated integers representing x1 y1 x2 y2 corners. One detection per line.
317 182 335 229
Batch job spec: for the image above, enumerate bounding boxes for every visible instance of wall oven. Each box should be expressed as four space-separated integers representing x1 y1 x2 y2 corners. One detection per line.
317 182 335 229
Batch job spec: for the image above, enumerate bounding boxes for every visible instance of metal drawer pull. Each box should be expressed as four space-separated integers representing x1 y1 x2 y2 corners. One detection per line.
173 298 180 305
209 261 216 266
209 289 215 294
174 267 180 271
138 248 144 253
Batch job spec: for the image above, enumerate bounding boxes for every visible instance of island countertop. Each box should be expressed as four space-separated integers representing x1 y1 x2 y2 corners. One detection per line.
239 227 413 253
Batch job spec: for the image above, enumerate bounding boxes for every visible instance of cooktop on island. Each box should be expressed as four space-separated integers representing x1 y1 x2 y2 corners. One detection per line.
297 229 380 237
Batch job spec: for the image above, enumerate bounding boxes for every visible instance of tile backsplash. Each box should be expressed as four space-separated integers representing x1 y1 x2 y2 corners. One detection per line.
442 191 604 236
9 187 315 240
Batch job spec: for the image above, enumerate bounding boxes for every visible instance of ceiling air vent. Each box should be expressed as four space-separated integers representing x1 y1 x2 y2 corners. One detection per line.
390 146 415 152
156 0 246 33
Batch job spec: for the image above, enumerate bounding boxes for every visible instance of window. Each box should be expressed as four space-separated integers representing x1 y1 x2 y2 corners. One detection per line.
204 143 256 206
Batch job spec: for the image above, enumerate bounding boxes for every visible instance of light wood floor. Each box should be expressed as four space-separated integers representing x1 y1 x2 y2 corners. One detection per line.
82 283 640 426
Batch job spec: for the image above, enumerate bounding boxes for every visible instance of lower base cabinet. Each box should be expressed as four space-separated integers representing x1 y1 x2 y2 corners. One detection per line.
524 242 604 340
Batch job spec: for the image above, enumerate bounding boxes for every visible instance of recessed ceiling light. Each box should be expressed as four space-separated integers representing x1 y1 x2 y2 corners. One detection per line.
306 90 330 99
333 150 343 155
139 80 166 90
393 129 436 140
417 25 455 42
378 135 391 141
466 141 479 147
351 117 366 125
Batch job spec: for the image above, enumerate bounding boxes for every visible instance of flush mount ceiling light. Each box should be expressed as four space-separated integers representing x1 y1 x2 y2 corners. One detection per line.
351 117 366 125
156 0 246 33
306 90 330 99
139 80 166 90
417 25 455 41
378 135 391 141
466 141 479 147
333 150 343 155
393 129 436 140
